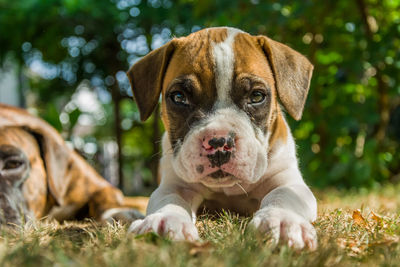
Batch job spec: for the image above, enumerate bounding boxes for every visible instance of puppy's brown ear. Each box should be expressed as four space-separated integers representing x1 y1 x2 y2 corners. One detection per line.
257 36 313 120
126 40 176 121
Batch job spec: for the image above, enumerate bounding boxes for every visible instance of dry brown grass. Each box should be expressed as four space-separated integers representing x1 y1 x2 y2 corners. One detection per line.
2 185 400 266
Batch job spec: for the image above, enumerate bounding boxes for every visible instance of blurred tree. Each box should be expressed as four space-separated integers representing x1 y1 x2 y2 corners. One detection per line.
0 0 399 192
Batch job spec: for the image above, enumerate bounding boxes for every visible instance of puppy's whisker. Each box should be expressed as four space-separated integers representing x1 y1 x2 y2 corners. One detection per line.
152 147 174 158
150 151 163 158
149 138 166 159
236 182 248 197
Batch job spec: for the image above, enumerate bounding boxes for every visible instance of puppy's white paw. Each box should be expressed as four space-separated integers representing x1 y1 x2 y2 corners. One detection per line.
249 208 317 250
128 212 199 242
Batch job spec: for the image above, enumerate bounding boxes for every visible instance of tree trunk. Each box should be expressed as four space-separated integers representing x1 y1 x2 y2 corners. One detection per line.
306 1 336 150
150 104 161 185
112 85 124 191
356 0 389 145
17 63 26 108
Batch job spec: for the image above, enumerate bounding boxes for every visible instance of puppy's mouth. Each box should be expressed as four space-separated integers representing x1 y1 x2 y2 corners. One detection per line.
200 170 239 188
209 170 230 179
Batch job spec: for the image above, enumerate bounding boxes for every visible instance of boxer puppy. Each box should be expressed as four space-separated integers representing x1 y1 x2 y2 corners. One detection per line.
127 27 317 249
0 104 145 225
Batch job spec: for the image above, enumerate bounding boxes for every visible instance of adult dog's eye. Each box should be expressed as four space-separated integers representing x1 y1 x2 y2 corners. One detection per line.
170 91 189 106
249 90 266 104
4 159 23 170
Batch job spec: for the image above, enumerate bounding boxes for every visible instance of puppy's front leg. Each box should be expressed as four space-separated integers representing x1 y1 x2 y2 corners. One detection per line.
250 170 317 250
129 184 203 241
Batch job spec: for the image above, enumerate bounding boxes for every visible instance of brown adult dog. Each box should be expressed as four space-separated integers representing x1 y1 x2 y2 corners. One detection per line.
0 104 146 225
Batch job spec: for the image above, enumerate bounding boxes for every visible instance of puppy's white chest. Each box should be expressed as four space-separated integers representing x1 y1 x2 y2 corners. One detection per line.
200 192 261 216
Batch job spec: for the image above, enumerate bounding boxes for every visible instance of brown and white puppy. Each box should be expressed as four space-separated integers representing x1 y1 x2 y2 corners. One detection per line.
0 104 145 225
127 27 317 249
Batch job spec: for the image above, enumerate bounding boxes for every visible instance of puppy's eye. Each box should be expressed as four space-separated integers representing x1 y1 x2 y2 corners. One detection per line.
249 90 266 104
170 91 189 106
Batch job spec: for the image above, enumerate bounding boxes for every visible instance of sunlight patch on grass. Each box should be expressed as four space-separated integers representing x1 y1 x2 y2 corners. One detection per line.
1 185 400 266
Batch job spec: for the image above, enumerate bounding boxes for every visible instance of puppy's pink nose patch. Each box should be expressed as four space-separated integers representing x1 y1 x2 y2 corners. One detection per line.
202 135 235 154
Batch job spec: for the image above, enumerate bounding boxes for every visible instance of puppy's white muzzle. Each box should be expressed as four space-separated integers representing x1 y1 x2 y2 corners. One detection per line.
171 108 269 187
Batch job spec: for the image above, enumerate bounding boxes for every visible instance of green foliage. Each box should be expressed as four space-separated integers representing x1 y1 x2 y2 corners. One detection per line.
0 0 399 190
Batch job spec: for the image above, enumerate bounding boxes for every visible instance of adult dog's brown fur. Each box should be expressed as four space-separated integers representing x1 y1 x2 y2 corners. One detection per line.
0 104 147 225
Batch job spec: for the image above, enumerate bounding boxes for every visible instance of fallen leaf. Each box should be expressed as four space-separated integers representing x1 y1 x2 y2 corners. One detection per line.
352 209 367 227
350 245 362 253
188 241 213 256
369 235 399 247
336 238 347 249
370 211 383 223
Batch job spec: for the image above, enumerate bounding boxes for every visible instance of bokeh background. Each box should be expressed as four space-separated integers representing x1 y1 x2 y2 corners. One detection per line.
0 0 399 195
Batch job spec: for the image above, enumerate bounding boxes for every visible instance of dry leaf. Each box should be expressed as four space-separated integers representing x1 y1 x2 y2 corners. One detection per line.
352 209 367 227
350 245 362 253
370 211 383 223
336 238 347 249
188 241 213 256
370 235 399 247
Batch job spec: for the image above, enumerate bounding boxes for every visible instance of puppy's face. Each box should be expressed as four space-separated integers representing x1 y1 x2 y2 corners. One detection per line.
162 29 275 187
127 27 313 188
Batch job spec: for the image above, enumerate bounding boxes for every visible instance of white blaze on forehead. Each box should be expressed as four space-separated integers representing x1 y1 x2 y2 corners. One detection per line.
212 28 241 106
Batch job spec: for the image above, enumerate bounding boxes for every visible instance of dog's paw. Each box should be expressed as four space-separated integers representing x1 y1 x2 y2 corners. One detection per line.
101 207 144 224
249 208 317 250
128 212 199 242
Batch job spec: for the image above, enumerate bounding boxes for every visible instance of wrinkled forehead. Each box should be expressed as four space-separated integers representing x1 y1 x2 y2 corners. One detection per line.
0 127 40 158
162 27 275 95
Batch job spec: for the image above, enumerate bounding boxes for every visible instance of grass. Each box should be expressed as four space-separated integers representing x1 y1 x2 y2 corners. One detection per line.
2 185 400 266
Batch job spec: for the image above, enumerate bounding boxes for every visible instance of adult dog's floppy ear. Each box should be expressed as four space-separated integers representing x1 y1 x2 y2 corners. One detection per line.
257 36 313 120
0 104 128 220
127 40 176 121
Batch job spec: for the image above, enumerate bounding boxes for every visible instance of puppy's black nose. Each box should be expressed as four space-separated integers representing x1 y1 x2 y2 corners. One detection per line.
207 150 231 168
208 136 235 150
202 134 235 167
208 137 225 149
